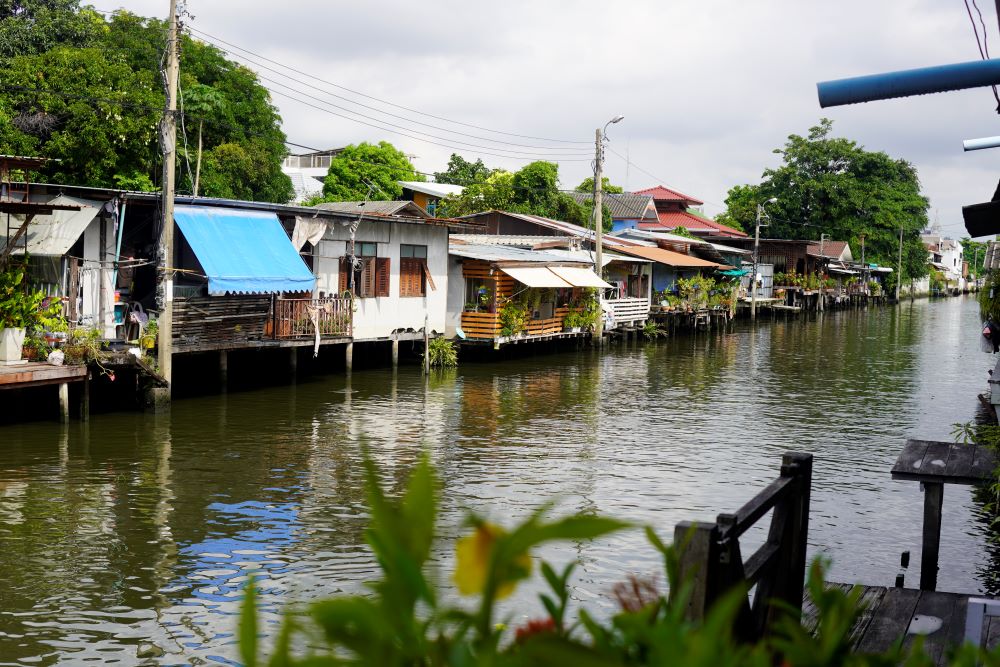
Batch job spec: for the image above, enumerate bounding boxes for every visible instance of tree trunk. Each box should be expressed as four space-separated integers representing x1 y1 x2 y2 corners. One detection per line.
194 120 203 197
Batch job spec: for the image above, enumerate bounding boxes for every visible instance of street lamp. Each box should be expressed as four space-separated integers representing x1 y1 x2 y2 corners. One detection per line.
593 114 624 341
750 197 777 321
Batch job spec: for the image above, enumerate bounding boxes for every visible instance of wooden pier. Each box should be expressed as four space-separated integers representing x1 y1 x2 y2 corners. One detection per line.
0 362 89 421
673 441 999 663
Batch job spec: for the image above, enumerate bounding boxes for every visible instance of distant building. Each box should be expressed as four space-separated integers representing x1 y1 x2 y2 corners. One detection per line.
922 231 964 289
398 181 464 217
565 191 658 231
281 148 344 204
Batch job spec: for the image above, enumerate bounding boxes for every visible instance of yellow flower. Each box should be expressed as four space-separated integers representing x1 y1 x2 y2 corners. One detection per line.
453 522 531 599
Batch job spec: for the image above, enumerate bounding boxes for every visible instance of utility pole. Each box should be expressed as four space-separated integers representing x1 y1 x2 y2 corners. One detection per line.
974 244 980 289
155 0 179 404
591 115 623 343
895 225 904 301
750 199 775 320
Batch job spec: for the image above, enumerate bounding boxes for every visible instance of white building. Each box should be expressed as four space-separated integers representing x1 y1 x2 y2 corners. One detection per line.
922 231 965 290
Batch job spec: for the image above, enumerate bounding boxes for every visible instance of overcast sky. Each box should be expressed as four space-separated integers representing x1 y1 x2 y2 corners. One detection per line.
95 0 1000 238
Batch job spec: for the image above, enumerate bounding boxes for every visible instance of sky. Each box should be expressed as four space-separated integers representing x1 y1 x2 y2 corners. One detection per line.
93 0 1000 238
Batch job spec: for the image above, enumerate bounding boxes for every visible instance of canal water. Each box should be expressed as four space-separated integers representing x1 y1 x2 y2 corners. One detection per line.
0 296 994 664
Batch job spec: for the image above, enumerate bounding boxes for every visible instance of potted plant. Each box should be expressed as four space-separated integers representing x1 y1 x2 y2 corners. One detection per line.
0 265 50 365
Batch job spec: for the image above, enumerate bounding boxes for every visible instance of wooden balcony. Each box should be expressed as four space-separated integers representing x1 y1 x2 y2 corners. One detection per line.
274 297 352 339
461 307 578 342
606 297 649 325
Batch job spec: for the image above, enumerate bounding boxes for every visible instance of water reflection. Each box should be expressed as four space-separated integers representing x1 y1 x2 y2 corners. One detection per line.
0 296 992 663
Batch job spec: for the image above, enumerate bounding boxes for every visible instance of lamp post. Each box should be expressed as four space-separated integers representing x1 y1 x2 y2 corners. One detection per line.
593 114 624 341
750 197 777 321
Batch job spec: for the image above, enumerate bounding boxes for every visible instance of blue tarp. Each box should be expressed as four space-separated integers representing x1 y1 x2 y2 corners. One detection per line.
174 205 316 295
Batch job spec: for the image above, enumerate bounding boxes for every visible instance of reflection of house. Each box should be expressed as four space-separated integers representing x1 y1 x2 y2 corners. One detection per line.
398 181 464 217
446 241 612 346
633 185 747 239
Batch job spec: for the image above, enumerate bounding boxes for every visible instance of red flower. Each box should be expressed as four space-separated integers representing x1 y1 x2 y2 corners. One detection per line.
514 617 556 643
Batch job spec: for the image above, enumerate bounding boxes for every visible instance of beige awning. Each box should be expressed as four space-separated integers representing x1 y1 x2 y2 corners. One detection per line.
500 266 572 288
549 266 614 289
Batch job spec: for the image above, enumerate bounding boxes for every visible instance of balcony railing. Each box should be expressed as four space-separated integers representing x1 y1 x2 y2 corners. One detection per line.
461 306 574 340
606 297 649 324
274 297 352 339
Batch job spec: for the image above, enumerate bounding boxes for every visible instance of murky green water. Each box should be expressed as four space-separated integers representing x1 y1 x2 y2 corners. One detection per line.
0 296 993 664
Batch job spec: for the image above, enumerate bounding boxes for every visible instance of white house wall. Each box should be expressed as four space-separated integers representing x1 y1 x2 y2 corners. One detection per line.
445 256 466 337
80 215 116 337
313 220 449 339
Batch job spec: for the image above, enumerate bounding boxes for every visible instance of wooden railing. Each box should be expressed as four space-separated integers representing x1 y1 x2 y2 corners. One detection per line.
274 297 352 339
173 296 272 353
673 452 812 642
606 297 649 324
461 306 574 339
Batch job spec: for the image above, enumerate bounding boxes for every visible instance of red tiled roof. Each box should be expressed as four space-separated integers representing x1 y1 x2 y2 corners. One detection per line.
634 185 704 206
638 210 748 238
806 240 850 259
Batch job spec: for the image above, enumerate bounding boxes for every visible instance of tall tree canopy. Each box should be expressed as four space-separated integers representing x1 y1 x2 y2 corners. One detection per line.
719 119 930 284
441 160 611 230
0 0 293 201
575 176 623 194
315 141 423 202
434 153 491 186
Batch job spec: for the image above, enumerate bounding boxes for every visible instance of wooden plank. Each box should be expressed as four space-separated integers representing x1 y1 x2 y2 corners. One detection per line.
854 587 921 654
901 590 965 663
922 441 954 477
850 585 889 646
970 445 998 482
944 444 976 480
891 440 932 480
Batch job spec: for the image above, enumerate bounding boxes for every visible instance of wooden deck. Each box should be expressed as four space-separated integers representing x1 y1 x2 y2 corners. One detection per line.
804 584 998 663
0 362 87 390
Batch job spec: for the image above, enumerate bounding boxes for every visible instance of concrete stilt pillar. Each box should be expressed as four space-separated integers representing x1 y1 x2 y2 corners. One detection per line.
345 342 354 373
391 338 399 367
58 382 69 422
219 350 228 393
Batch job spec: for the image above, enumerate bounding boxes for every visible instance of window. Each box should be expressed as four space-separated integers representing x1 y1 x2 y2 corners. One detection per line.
339 243 389 297
400 244 431 297
465 277 493 312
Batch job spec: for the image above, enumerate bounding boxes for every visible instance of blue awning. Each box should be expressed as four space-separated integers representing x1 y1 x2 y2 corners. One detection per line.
174 205 316 295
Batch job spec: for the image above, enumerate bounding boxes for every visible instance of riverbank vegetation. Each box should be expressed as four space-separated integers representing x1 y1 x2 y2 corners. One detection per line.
241 455 1000 666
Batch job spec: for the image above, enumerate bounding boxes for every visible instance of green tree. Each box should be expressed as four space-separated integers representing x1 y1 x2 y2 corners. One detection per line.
0 4 293 201
440 160 611 230
720 119 929 282
434 153 491 186
963 238 989 278
575 176 623 194
318 141 423 202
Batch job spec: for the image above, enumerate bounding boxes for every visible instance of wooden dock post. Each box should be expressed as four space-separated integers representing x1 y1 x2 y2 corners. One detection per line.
345 342 353 373
58 382 69 422
219 350 228 393
920 482 944 591
79 372 90 421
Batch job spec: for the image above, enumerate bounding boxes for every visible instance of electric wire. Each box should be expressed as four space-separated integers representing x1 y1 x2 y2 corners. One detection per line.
962 0 1000 109
184 25 590 145
189 29 591 154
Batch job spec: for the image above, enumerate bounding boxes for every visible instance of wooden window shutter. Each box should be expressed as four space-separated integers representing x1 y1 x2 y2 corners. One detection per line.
421 260 436 291
376 257 390 297
339 256 349 294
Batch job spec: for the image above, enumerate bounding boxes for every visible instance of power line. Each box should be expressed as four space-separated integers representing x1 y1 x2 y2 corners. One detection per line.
604 146 727 210
184 26 590 146
190 29 591 154
253 73 592 158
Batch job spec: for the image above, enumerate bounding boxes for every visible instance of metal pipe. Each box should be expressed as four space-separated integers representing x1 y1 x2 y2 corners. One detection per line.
963 136 1000 151
817 58 1000 108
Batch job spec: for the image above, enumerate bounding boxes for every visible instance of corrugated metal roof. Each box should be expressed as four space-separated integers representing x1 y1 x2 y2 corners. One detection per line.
398 181 465 198
448 242 591 265
457 210 635 249
566 191 657 220
610 228 710 246
313 200 430 217
613 244 727 269
634 185 704 206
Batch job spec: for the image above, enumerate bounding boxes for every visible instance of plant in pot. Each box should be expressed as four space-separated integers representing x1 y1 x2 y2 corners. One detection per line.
0 265 52 365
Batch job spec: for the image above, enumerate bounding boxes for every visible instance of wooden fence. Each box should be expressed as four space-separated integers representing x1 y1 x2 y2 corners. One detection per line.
274 297 352 339
672 452 812 642
607 297 650 324
172 296 272 353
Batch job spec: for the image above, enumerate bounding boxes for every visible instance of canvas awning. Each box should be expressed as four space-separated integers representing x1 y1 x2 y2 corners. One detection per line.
499 266 572 288
174 205 316 295
0 194 100 256
548 266 614 288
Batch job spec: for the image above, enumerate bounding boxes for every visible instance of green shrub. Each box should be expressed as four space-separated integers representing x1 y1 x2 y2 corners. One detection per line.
498 299 530 337
242 456 1000 666
426 337 457 367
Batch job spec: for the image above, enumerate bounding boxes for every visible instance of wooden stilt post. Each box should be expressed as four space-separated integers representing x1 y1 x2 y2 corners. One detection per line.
288 347 297 381
920 482 944 591
391 338 399 368
80 371 90 421
219 350 228 393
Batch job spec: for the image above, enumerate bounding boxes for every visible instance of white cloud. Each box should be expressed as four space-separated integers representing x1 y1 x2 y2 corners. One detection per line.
98 0 1000 237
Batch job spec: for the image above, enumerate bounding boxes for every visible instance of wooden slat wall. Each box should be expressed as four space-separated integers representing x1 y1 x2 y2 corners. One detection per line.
173 295 271 352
